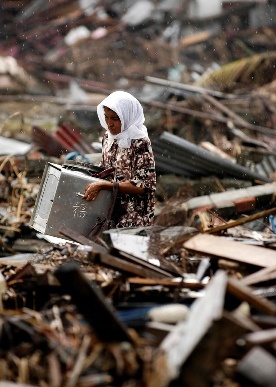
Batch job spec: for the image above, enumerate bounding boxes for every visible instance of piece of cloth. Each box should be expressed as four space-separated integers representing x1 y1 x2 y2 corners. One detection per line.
100 134 156 228
97 91 148 149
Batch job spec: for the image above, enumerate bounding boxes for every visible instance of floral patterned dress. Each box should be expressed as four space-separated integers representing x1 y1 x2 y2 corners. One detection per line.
100 133 156 228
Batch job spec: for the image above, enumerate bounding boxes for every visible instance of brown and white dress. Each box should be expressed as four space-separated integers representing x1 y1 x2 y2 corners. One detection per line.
100 133 156 228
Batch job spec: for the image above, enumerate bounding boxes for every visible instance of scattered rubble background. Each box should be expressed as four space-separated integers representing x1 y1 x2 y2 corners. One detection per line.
0 1 276 387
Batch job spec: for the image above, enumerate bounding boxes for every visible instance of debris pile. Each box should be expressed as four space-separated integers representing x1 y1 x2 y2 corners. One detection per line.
0 235 276 386
0 154 276 386
0 1 275 386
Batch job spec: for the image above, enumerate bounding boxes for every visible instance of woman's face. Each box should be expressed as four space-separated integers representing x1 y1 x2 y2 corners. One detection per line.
104 106 121 135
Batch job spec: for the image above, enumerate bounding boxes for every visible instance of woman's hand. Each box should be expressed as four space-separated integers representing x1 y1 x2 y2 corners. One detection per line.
83 180 144 201
83 181 105 201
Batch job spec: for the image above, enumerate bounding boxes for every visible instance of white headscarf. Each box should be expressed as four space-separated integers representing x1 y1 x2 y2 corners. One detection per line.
97 91 148 149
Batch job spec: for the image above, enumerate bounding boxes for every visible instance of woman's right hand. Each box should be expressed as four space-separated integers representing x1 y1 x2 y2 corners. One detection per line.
83 182 104 201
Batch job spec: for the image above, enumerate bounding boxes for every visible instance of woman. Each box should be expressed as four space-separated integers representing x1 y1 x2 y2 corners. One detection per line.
83 91 156 228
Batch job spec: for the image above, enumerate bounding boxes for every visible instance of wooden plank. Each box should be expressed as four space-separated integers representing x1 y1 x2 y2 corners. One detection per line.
60 226 173 279
113 249 176 278
243 328 276 346
146 271 247 387
147 271 228 387
148 315 248 387
96 252 172 280
180 31 212 47
252 315 276 329
166 207 276 254
6 263 36 285
227 277 276 316
240 265 276 286
127 277 204 290
58 226 109 253
179 313 249 387
204 207 276 234
183 234 276 268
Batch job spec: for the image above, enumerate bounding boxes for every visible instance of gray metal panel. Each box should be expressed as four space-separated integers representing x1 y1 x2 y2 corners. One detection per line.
31 163 61 233
153 132 272 183
153 141 214 176
31 163 112 238
154 150 201 177
260 157 274 177
268 155 276 171
254 154 276 178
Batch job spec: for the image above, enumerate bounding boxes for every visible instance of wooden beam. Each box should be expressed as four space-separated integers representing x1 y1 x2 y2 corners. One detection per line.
146 271 248 387
240 265 276 286
204 207 276 234
227 277 276 316
127 277 204 290
184 233 276 268
94 251 173 280
59 226 173 279
58 226 109 254
243 328 276 347
164 208 276 254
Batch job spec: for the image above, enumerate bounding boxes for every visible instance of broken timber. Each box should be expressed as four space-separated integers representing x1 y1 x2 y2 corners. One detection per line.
183 233 276 268
59 226 174 279
147 271 249 387
203 207 276 235
147 270 276 387
227 277 276 316
164 206 276 255
242 328 276 348
240 265 276 286
127 277 204 290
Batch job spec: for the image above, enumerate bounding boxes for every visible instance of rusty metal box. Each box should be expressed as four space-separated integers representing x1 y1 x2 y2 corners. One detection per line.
30 162 112 238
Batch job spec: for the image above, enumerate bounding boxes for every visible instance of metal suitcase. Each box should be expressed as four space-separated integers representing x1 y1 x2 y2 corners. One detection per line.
30 162 112 238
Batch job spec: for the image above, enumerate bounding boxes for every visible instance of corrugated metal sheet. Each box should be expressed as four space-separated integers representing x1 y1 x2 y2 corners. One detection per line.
152 131 272 183
254 155 276 179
